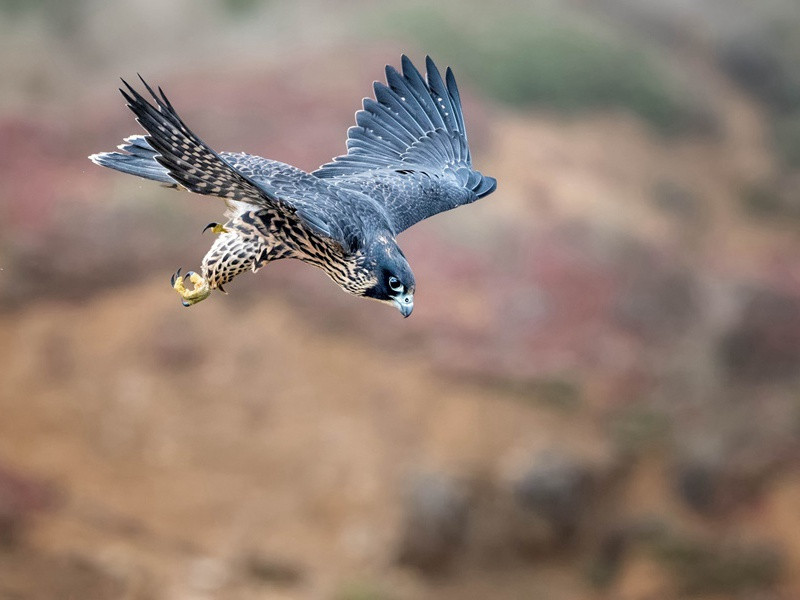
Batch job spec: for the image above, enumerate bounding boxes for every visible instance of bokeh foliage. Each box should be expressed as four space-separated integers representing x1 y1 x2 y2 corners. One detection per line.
369 3 696 132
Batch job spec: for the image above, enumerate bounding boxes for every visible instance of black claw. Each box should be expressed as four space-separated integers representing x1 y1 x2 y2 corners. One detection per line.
181 301 190 307
170 267 182 286
185 270 196 279
217 283 226 293
202 222 218 234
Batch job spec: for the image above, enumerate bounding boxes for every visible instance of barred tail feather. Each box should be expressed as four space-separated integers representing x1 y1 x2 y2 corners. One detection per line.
118 76 270 204
89 135 176 185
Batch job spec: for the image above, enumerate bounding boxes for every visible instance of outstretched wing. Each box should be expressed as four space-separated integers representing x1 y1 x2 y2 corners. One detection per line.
112 78 370 249
313 56 496 233
92 134 322 200
92 134 344 216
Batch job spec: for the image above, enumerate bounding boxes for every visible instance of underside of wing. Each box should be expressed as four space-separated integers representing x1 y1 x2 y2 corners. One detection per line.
313 56 496 231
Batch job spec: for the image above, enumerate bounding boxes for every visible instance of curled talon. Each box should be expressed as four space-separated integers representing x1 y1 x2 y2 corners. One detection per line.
202 222 229 235
171 268 211 306
170 267 182 287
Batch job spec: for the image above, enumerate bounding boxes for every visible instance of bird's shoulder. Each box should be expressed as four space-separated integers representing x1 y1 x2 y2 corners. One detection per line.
223 152 396 249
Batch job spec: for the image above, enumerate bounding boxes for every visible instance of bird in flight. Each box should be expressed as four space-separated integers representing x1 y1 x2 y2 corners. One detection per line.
89 56 496 317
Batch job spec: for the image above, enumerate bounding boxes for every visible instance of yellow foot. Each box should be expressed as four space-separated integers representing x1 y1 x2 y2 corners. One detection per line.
202 222 230 235
170 268 211 307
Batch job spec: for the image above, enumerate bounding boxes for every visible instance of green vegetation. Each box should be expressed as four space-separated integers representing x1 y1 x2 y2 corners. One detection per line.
719 19 800 116
0 0 39 14
334 581 395 600
0 0 86 39
525 376 583 410
217 0 264 18
368 3 697 132
653 535 782 595
742 182 799 220
471 374 582 411
718 6 800 195
775 113 800 169
610 407 672 455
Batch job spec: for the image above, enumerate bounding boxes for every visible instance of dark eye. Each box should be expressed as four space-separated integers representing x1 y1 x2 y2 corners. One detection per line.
388 276 403 292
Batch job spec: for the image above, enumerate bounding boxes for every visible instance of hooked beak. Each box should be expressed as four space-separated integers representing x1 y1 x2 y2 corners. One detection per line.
393 293 414 318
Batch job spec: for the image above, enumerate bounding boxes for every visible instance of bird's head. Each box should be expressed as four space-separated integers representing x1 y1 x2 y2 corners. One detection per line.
362 236 415 317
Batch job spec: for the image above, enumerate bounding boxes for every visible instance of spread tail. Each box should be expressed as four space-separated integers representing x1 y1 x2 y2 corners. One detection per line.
89 134 176 185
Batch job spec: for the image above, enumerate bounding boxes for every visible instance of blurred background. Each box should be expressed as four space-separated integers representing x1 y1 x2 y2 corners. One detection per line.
1 0 800 598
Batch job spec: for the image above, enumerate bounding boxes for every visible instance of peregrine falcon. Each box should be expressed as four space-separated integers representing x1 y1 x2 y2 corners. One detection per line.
89 56 496 317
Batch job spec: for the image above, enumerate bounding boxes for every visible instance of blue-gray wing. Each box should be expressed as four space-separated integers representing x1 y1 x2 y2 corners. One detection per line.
313 55 496 233
223 153 384 250
116 77 371 250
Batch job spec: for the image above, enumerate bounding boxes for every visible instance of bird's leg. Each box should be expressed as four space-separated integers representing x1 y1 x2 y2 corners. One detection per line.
170 223 270 307
202 222 230 235
169 210 282 307
171 268 211 307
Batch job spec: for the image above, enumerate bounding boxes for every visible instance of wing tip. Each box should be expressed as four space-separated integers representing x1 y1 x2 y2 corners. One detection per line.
475 175 497 198
424 55 437 73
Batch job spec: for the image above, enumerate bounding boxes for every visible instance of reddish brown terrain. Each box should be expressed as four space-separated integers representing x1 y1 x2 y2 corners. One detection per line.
2 9 800 599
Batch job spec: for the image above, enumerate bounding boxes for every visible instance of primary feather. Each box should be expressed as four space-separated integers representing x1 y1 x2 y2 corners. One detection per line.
88 56 497 315
313 56 496 233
